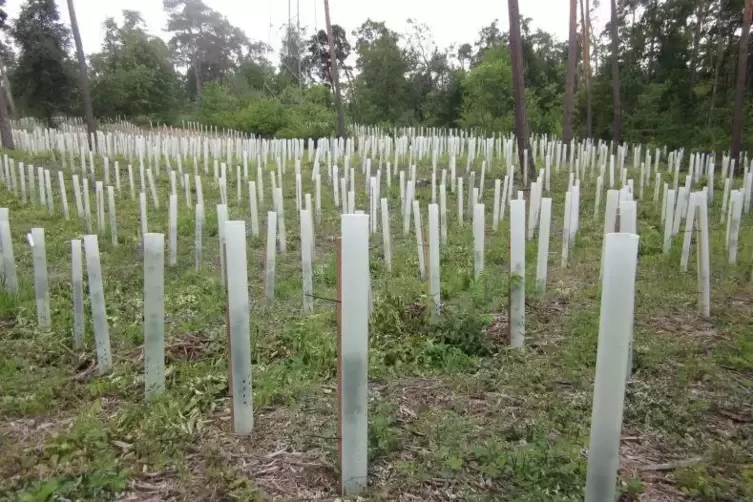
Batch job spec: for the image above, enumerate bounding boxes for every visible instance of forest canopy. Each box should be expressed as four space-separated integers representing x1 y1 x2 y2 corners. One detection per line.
0 0 752 154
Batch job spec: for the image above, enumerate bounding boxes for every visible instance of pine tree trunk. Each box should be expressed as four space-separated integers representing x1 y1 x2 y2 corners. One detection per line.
563 0 578 143
731 0 753 165
580 0 593 137
610 0 622 151
323 0 346 138
0 82 14 149
708 32 730 129
508 0 536 180
689 1 711 101
67 0 96 149
0 52 17 119
194 61 202 99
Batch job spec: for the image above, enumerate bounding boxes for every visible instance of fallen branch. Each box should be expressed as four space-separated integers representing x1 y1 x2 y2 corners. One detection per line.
639 457 702 472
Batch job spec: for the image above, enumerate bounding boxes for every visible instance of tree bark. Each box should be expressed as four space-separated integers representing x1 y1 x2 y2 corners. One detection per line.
193 61 202 98
0 80 14 149
731 0 753 165
610 0 622 152
508 0 536 180
67 0 96 149
563 0 578 143
0 52 16 119
647 0 656 80
324 0 346 138
689 1 711 100
580 0 593 138
708 32 731 129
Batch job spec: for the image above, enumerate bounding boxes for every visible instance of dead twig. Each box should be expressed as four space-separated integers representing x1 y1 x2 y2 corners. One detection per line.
639 457 702 472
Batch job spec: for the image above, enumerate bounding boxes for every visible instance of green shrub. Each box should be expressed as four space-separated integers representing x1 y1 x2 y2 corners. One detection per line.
234 98 288 137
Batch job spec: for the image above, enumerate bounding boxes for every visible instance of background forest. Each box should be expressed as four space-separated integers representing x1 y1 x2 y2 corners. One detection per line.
0 0 752 152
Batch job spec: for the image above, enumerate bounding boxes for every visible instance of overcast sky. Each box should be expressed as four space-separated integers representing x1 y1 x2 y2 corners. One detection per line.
6 0 610 57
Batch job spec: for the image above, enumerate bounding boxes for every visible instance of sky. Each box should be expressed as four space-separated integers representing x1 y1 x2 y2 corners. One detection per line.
7 0 611 58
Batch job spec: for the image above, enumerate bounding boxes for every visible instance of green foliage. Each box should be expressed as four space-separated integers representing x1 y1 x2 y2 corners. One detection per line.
305 25 350 86
675 443 753 500
368 292 492 373
368 401 400 462
3 146 753 500
163 0 267 101
431 307 493 357
349 20 412 125
227 60 271 100
583 0 753 150
369 293 429 368
189 82 335 138
235 98 287 137
466 437 586 499
195 81 239 127
9 0 753 149
10 0 77 123
459 41 563 136
90 12 179 120
279 24 309 87
460 47 515 132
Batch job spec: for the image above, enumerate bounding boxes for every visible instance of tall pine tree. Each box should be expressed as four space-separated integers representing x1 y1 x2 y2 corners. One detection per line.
0 0 14 148
66 0 96 148
731 0 753 165
12 0 76 125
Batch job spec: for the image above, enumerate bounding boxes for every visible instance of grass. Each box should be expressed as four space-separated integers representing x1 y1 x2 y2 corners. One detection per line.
0 146 752 501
